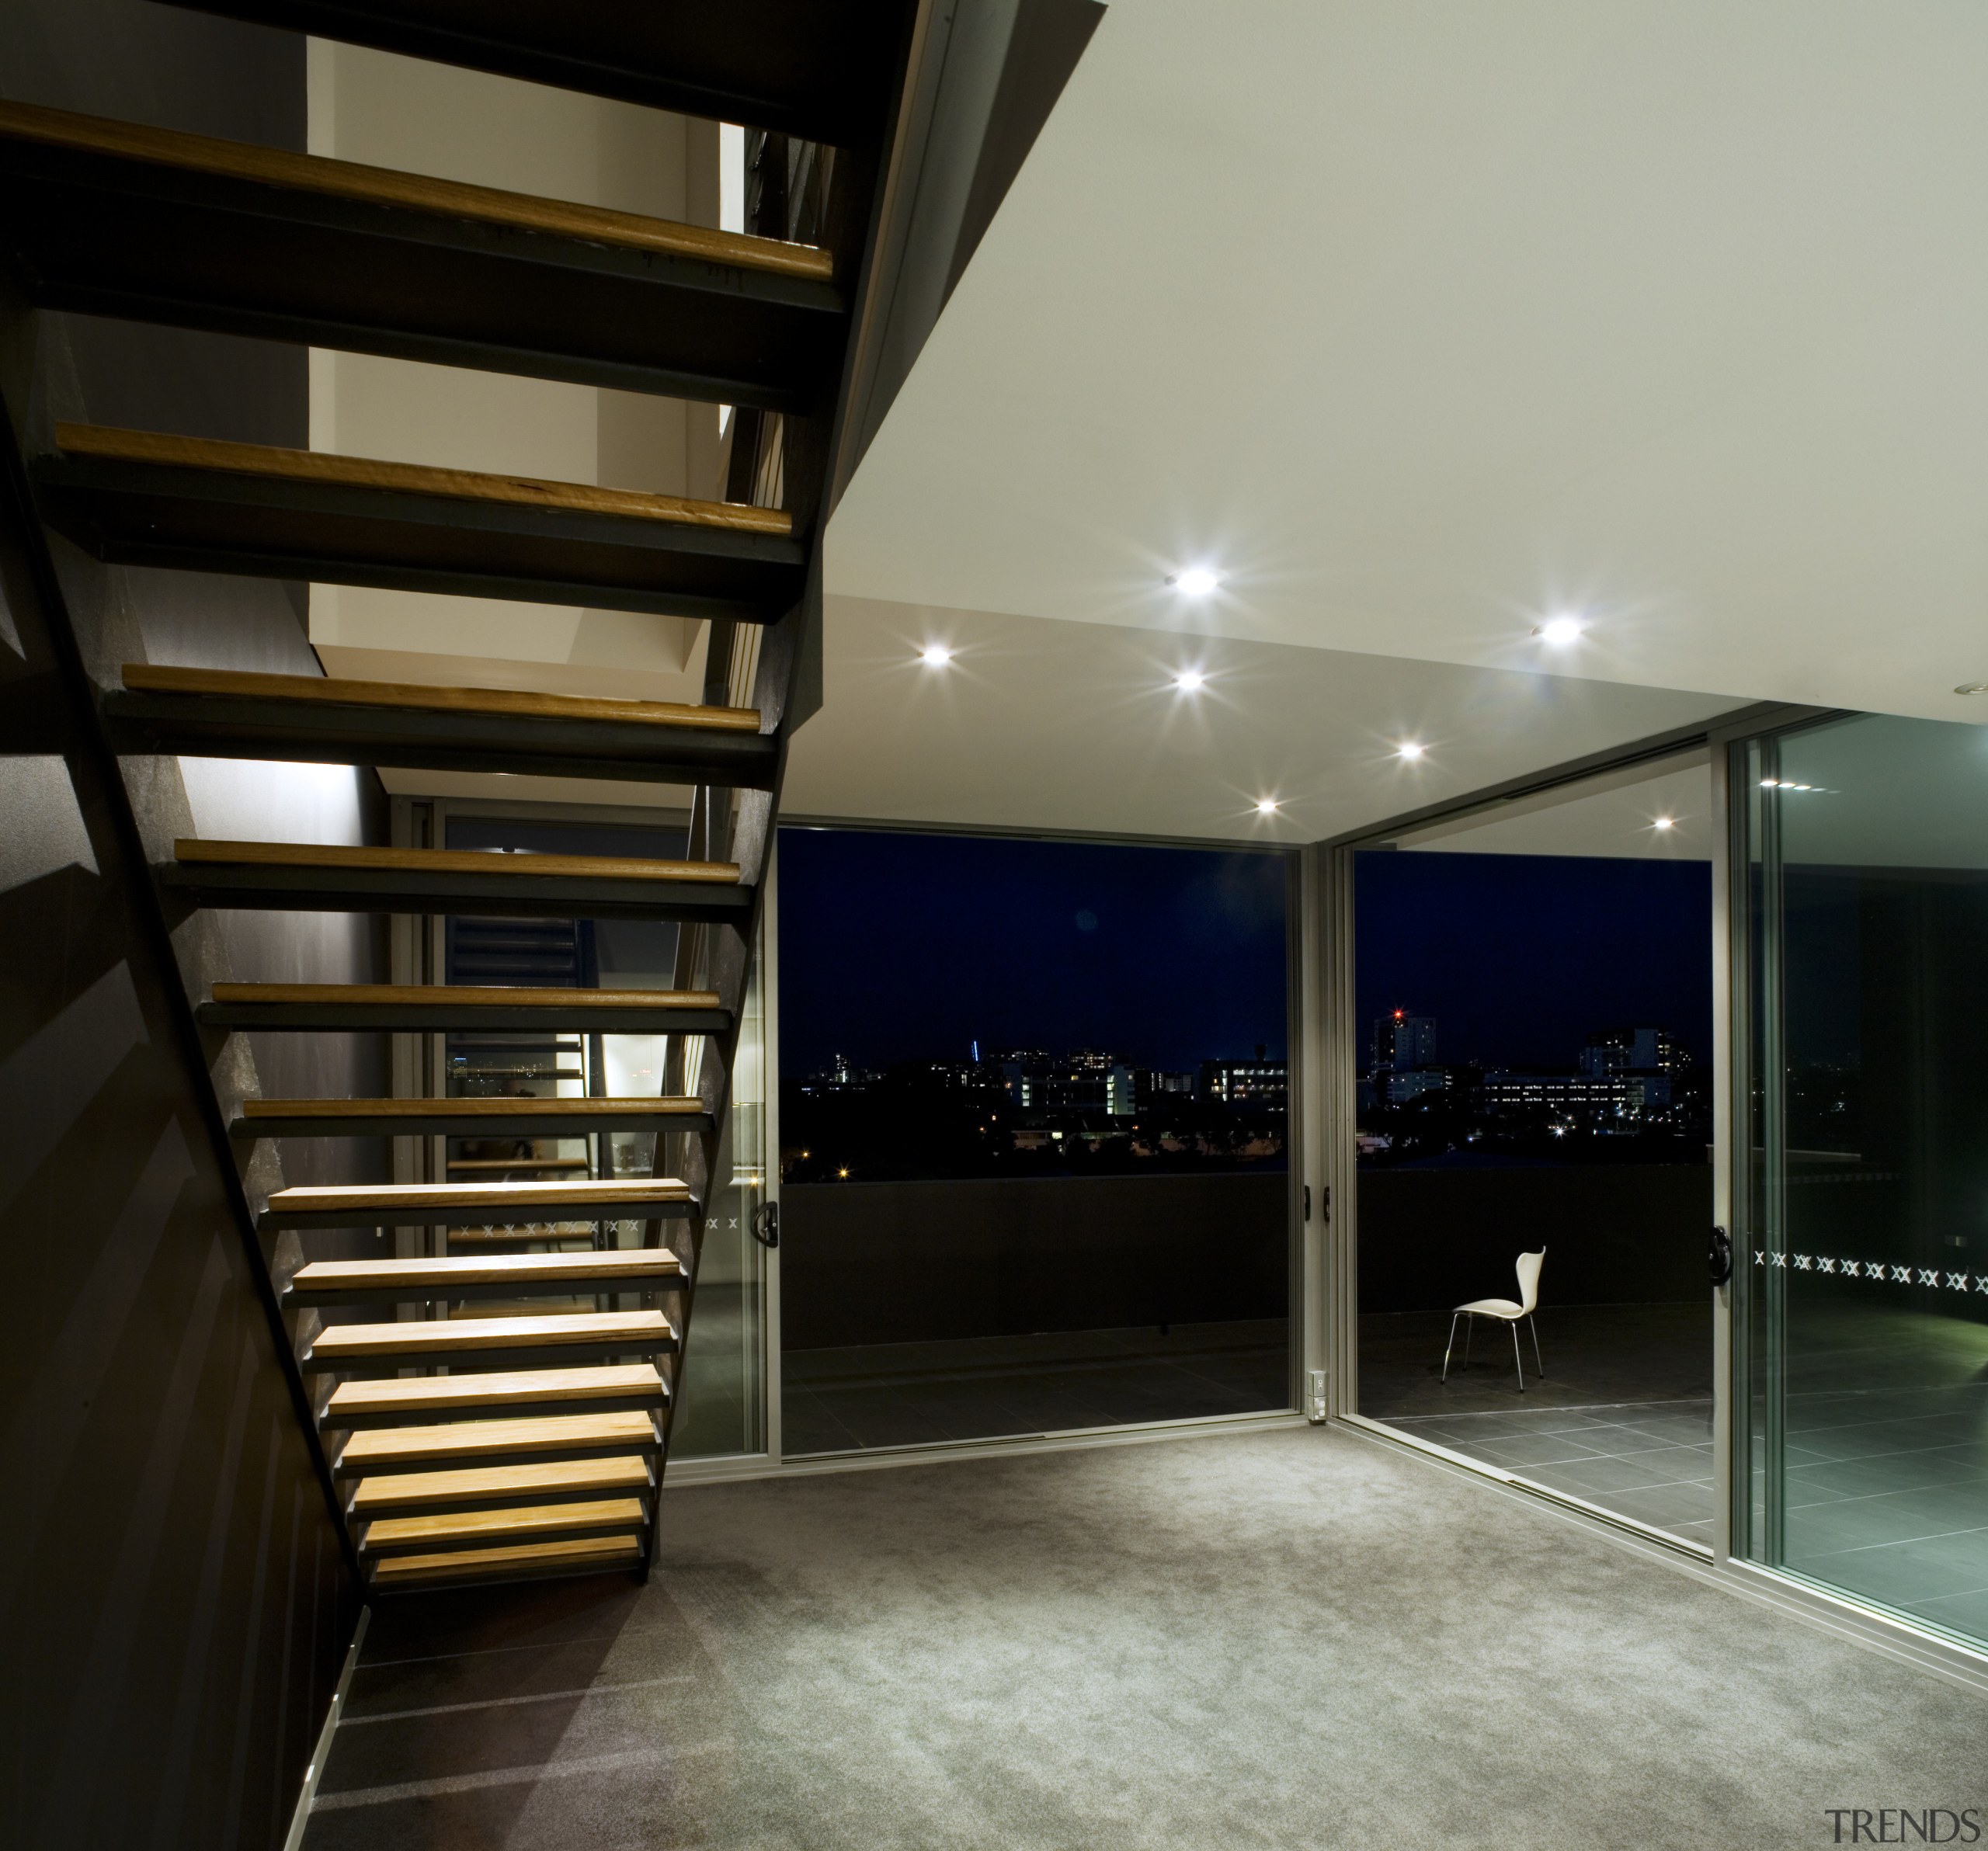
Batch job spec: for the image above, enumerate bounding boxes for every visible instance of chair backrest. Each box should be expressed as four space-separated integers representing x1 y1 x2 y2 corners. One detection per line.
1514 1248 1546 1314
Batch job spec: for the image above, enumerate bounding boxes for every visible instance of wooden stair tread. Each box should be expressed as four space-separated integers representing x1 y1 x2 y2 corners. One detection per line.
326 1365 666 1422
363 1497 645 1548
54 425 791 536
340 1411 659 1470
38 428 805 627
176 840 740 884
311 1310 673 1357
122 662 762 732
0 100 833 282
269 1178 691 1214
370 1534 642 1587
350 1455 651 1512
245 1095 704 1120
291 1249 682 1294
214 981 721 1010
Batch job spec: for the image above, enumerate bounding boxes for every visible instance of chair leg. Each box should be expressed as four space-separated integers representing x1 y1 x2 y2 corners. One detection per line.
1441 1311 1460 1381
1462 1315 1475 1370
1512 1320 1526 1392
1529 1314 1545 1378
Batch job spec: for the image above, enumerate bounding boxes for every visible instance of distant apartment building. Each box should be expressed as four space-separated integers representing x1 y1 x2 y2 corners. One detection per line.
1135 1068 1197 1103
1200 1055 1288 1106
1378 1068 1448 1105
1479 1071 1672 1117
1371 1010 1437 1072
1580 1026 1690 1077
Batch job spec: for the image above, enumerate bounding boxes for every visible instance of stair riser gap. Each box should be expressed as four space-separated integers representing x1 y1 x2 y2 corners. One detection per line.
238 1109 712 1137
325 1391 667 1431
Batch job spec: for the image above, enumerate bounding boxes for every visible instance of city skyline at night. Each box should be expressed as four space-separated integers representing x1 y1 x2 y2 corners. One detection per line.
777 826 1290 1082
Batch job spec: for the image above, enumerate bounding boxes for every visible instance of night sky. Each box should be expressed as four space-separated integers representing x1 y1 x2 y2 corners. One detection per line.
1354 850 1712 1071
777 828 1290 1078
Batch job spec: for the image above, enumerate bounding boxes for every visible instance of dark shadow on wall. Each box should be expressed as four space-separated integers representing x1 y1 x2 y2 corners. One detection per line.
1 3 377 1844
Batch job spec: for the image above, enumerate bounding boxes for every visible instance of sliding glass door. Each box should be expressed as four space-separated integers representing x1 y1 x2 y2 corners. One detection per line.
1737 713 1988 1648
1341 751 1719 1547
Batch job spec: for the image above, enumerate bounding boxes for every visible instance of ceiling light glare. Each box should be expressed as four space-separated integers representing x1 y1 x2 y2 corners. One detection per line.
1534 615 1584 645
920 644 953 667
1397 741 1425 761
1174 669 1206 693
1653 816 1674 831
1169 567 1221 596
1256 797 1279 815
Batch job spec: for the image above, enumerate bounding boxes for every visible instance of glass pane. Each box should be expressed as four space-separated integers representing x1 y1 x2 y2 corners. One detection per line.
777 827 1293 1455
672 926 767 1458
1353 755 1718 1547
1744 714 1988 1646
429 811 765 1459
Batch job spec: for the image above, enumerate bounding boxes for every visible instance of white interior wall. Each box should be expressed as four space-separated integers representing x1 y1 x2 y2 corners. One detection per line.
304 40 721 721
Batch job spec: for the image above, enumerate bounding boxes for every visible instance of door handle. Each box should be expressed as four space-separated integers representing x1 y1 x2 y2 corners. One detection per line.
751 1201 779 1249
1708 1225 1733 1287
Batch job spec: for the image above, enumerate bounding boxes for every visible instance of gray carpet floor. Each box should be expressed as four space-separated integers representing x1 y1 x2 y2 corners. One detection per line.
304 1425 1987 1850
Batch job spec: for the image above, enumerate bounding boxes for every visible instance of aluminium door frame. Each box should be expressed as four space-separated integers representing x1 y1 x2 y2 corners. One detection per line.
1309 701 1988 1693
1309 703 1816 1526
1711 706 1988 1689
666 811 1311 1483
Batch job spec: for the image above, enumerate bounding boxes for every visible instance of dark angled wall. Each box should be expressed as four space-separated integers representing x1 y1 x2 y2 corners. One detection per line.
1 3 377 1845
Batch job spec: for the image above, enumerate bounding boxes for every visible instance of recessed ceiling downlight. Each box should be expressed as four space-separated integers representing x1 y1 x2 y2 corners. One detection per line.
1168 567 1221 596
920 644 953 667
1534 615 1584 645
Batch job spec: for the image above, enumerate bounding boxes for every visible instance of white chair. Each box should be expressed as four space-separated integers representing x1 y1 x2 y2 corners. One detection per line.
1441 1249 1546 1391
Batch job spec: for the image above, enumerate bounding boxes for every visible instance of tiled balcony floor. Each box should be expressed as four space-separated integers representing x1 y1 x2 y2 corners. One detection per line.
1361 1301 1717 1545
1765 1305 1988 1645
1364 1299 1988 1648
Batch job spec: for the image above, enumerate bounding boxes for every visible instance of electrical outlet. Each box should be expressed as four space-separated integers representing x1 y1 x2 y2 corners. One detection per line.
1307 1369 1328 1422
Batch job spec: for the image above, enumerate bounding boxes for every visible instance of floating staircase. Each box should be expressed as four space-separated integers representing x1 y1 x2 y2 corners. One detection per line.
2 2 917 1591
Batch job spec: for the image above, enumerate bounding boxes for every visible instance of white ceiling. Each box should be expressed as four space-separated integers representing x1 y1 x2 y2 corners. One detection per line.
829 0 1988 731
782 596 1728 842
1391 753 1713 861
